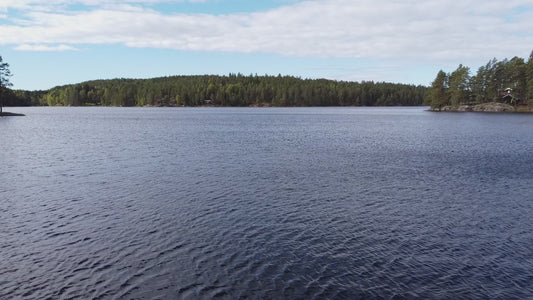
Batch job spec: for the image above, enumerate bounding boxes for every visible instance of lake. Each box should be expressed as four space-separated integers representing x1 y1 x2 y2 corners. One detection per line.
1 107 532 299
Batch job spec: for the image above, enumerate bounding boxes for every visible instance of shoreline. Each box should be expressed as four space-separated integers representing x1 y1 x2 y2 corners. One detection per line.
430 102 533 113
0 112 25 116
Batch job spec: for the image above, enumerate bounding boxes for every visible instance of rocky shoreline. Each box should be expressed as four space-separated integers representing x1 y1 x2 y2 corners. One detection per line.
431 102 533 113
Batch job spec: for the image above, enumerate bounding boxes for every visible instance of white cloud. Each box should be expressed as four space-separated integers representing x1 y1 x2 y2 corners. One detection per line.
1 0 532 63
14 44 80 51
0 0 209 13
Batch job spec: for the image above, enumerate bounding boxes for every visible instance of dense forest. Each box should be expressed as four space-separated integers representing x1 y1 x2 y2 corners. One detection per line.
3 74 427 107
427 51 533 109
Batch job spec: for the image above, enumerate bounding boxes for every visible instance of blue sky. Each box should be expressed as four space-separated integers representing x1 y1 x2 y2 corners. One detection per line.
1 0 532 91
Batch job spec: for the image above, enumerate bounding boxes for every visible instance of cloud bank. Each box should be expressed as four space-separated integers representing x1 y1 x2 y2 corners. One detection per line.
1 0 532 62
14 44 79 51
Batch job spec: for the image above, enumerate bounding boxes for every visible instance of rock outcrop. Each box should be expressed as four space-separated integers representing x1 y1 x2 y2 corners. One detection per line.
433 102 518 112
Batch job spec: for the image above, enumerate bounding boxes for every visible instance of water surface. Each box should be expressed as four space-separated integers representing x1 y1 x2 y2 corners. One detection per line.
1 107 532 299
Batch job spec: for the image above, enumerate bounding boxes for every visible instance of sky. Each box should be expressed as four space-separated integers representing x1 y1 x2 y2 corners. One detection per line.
0 0 532 91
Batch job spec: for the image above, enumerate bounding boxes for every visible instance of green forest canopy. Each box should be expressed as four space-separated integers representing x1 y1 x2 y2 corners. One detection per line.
5 74 426 107
427 51 533 109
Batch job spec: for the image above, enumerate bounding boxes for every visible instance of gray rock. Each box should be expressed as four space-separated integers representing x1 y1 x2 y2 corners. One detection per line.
436 102 515 112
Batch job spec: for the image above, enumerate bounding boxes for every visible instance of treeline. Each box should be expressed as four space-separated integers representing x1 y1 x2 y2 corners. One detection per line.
3 89 46 106
428 51 533 109
6 74 427 107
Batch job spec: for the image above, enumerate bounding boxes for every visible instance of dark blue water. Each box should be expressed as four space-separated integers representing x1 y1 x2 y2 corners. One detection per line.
1 107 532 299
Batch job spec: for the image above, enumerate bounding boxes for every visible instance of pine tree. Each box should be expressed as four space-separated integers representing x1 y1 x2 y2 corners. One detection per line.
0 55 13 114
428 70 449 110
526 50 533 104
448 64 470 106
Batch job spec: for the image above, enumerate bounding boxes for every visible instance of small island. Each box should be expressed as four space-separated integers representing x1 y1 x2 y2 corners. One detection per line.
1 55 24 115
0 111 25 116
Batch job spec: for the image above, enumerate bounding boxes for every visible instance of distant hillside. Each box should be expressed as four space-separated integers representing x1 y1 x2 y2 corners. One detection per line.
6 74 427 107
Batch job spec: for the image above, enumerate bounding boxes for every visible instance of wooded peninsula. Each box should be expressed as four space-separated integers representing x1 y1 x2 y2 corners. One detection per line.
427 51 533 112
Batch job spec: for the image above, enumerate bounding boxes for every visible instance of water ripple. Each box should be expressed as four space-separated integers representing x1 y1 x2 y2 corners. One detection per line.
1 107 533 299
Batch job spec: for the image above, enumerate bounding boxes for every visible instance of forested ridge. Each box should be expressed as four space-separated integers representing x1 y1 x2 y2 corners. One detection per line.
4 74 427 107
427 51 533 109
